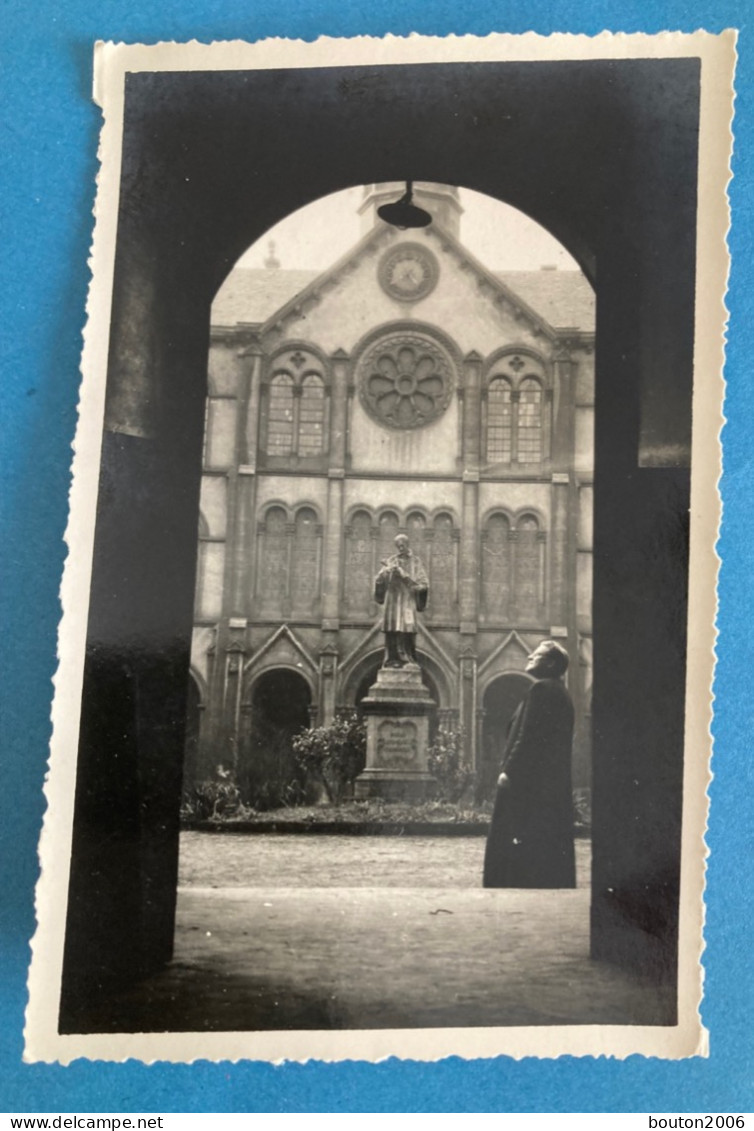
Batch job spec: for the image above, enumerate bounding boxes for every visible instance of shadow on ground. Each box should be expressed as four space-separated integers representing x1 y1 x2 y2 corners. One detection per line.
63 835 675 1033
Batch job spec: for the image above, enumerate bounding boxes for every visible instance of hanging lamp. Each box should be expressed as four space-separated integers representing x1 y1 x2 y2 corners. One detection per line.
377 180 432 229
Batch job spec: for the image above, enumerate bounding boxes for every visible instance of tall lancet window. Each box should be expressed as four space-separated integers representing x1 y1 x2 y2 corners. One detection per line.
513 514 545 621
481 512 512 621
517 378 543 464
429 512 457 618
344 509 374 615
298 374 326 456
486 377 513 462
291 506 321 613
267 373 295 455
406 511 427 566
377 511 400 569
258 505 289 610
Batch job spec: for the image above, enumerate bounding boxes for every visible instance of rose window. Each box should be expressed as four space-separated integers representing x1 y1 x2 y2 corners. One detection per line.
357 333 453 430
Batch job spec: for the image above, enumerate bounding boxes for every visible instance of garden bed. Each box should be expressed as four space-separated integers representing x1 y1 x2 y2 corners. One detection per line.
180 799 591 837
182 799 489 835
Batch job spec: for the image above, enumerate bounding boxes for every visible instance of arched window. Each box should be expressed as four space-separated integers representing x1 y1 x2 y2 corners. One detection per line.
263 349 329 458
344 509 375 614
258 505 289 609
486 377 513 461
481 513 512 621
429 512 457 617
484 354 549 464
517 378 543 463
291 506 321 612
378 511 400 568
267 374 295 456
298 374 326 456
513 514 545 621
406 511 427 565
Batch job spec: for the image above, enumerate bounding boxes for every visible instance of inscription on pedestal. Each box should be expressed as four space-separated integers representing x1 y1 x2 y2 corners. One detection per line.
376 719 418 768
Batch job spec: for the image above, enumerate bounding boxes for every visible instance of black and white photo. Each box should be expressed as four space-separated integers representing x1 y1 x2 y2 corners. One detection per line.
25 31 732 1064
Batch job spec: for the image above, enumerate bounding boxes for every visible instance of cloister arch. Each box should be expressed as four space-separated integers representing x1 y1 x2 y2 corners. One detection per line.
61 57 697 1023
340 647 452 716
238 668 312 808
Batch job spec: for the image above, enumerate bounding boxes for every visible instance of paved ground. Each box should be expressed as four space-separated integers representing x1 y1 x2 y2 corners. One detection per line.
178 830 592 889
76 834 674 1033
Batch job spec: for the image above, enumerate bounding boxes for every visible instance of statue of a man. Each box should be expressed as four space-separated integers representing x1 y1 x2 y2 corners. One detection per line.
374 534 429 668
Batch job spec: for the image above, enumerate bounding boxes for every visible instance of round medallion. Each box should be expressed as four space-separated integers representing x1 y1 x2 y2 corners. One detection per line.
378 243 439 303
356 332 454 430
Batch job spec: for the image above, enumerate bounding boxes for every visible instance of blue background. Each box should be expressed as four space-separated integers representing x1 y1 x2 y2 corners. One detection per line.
0 0 750 1113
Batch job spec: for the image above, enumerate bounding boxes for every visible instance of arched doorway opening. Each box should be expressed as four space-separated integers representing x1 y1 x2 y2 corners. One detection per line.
240 669 312 810
479 673 533 803
58 58 700 1021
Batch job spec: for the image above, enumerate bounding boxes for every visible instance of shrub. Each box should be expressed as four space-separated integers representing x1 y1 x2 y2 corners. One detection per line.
292 711 367 803
181 765 245 821
427 721 472 803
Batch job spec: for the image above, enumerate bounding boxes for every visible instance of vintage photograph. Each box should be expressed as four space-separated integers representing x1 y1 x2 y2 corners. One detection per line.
26 32 733 1063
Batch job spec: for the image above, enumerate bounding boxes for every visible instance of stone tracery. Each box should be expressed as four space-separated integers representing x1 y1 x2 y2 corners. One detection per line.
357 332 453 430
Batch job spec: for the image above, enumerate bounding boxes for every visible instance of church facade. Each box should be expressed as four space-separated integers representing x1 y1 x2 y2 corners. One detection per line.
185 184 594 801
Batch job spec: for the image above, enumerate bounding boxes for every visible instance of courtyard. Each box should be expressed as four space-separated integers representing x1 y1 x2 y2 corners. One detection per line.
74 833 674 1033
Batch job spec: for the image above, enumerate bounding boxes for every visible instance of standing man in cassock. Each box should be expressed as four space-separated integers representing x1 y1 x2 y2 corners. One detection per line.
483 640 576 888
374 534 429 668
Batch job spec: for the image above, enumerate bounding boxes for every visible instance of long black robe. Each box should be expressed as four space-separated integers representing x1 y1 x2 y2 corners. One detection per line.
483 676 576 888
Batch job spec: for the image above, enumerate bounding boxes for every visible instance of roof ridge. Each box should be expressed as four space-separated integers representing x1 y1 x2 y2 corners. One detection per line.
211 243 594 331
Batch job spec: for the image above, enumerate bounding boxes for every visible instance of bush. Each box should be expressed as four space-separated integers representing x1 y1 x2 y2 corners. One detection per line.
427 721 472 803
292 711 367 803
181 765 246 821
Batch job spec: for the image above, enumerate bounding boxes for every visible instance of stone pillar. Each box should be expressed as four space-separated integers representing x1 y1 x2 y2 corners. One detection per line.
458 646 478 768
475 706 487 776
461 350 483 469
459 351 481 623
355 666 436 802
318 641 339 725
549 345 577 633
322 350 349 639
222 634 247 776
330 349 349 469
231 341 263 614
458 351 481 769
322 473 344 630
549 472 570 627
459 475 479 630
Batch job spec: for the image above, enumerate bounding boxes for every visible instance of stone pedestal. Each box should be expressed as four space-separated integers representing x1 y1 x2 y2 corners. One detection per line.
354 664 436 801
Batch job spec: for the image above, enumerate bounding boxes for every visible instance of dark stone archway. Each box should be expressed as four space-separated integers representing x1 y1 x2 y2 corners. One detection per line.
239 669 311 809
59 57 698 1027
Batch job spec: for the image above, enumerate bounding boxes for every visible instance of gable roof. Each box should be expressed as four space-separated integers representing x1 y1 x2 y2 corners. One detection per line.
212 255 595 333
212 269 318 326
495 271 594 330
